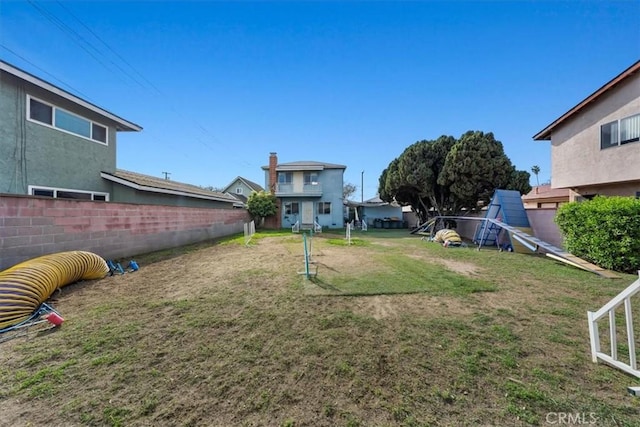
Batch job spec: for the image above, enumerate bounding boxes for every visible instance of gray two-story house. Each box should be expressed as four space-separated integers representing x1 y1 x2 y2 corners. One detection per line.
263 153 346 230
0 60 141 200
1 60 238 208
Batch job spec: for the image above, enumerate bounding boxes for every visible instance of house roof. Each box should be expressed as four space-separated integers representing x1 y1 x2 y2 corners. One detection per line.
521 185 570 202
261 160 347 171
345 195 401 208
227 193 249 204
0 60 142 132
222 176 264 194
101 169 239 203
533 60 640 141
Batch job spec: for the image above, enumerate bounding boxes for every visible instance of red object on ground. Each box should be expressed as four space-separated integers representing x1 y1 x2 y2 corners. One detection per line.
45 312 64 326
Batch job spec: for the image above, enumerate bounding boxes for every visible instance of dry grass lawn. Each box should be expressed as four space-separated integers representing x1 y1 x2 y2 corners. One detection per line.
1 229 639 426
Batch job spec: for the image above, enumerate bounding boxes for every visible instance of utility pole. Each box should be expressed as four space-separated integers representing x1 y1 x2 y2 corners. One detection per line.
361 170 364 203
162 172 171 180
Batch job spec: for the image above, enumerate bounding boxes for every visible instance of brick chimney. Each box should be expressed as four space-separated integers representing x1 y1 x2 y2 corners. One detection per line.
269 152 278 193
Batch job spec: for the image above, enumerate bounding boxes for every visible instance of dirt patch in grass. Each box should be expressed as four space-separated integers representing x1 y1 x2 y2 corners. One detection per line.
351 293 476 321
437 258 482 277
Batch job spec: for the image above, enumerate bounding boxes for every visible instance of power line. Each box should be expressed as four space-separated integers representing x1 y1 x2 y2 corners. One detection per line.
17 2 259 174
0 44 93 101
54 0 162 95
26 0 129 87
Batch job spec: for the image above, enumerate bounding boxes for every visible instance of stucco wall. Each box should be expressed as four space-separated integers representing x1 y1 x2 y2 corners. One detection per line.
0 72 117 195
0 195 250 271
551 74 640 189
568 183 640 201
318 168 345 228
525 208 564 249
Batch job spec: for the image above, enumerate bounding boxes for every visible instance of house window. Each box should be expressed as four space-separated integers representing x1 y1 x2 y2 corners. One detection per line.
620 114 640 144
317 202 331 215
29 185 109 201
29 97 53 124
55 109 91 139
235 187 243 194
278 172 293 183
600 121 618 149
601 114 640 149
304 172 318 185
284 202 299 215
27 96 109 145
32 188 54 197
92 123 107 143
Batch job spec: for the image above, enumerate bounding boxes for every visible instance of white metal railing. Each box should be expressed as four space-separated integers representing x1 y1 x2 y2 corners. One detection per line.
244 220 255 246
275 183 322 195
292 221 300 233
588 272 640 378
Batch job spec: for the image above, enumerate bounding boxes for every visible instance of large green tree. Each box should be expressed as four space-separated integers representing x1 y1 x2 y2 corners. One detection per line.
379 131 531 223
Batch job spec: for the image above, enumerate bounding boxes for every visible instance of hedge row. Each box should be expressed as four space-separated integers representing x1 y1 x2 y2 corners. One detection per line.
555 196 640 273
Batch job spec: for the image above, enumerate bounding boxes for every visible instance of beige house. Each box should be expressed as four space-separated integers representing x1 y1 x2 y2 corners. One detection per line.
533 60 640 201
522 185 570 209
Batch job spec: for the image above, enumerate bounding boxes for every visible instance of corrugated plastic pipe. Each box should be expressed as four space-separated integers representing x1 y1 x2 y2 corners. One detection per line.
0 251 108 330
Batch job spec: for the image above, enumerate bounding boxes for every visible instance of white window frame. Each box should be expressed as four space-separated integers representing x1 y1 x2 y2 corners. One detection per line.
235 187 243 194
601 113 640 149
26 95 109 145
28 185 109 201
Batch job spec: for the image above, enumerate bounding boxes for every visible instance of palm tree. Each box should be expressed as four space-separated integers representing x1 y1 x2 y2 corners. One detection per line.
531 165 541 186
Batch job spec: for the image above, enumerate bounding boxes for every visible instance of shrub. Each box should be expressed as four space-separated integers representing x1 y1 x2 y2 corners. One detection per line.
555 196 640 273
246 191 277 224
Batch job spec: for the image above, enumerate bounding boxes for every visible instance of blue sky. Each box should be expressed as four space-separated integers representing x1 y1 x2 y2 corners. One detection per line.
2 1 639 200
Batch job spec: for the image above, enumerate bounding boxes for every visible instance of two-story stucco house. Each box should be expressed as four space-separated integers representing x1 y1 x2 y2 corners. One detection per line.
0 60 142 200
262 152 346 230
1 60 238 208
533 60 640 201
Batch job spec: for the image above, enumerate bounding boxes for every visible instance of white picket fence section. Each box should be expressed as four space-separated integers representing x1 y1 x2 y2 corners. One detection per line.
588 272 640 378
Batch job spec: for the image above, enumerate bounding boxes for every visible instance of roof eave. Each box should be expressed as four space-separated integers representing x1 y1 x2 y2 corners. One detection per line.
1 60 142 132
532 60 640 141
101 172 236 203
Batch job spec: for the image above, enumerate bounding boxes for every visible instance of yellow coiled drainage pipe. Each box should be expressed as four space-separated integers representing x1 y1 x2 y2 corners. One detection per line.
0 251 109 330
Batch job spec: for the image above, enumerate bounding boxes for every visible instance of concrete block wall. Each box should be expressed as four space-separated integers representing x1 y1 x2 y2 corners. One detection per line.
0 195 250 270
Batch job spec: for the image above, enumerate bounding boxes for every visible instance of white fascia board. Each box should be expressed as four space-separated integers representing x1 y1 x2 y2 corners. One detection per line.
1 61 142 132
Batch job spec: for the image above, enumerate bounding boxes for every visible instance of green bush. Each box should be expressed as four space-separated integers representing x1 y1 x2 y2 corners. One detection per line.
246 191 277 222
555 196 640 273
